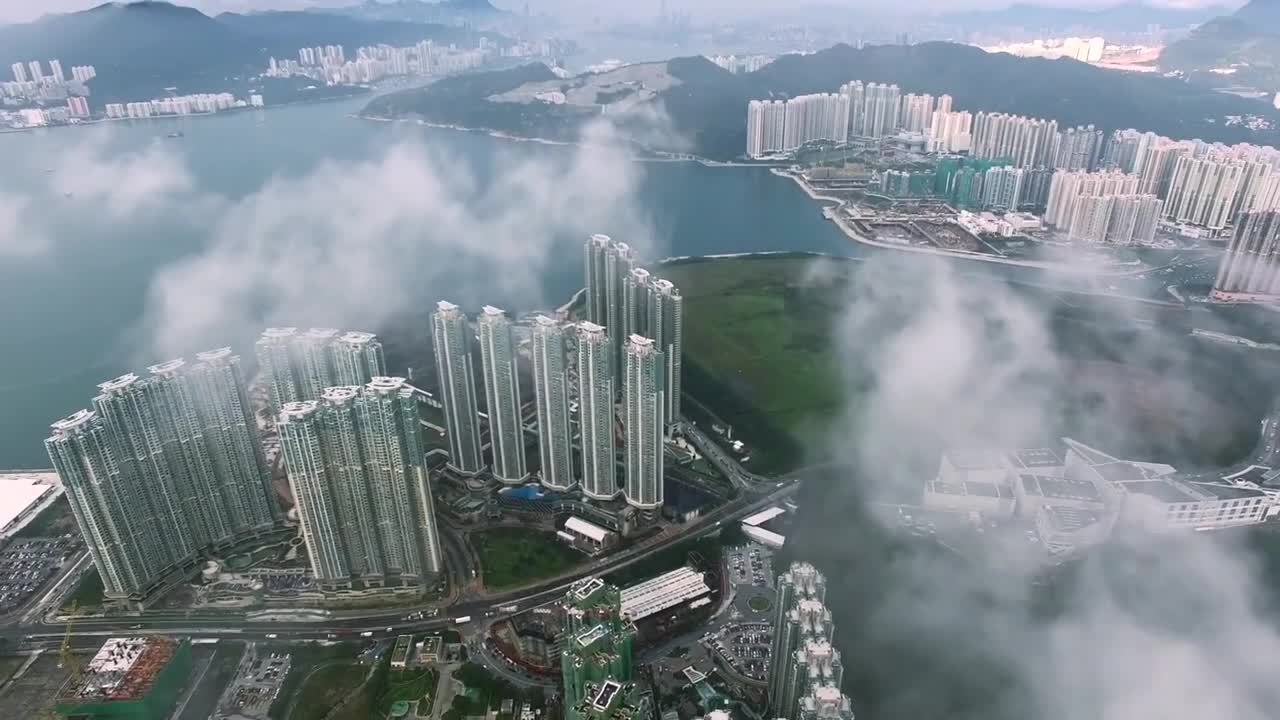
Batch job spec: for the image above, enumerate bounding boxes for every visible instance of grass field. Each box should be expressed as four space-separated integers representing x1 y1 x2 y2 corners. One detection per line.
0 655 26 685
473 528 583 590
661 255 849 472
12 496 77 539
62 568 104 610
749 595 772 612
373 668 437 717
289 663 368 720
268 643 363 720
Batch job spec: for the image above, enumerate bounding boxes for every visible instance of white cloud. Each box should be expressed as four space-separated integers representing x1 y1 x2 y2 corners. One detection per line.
815 253 1280 720
140 116 658 357
48 136 195 217
0 192 45 258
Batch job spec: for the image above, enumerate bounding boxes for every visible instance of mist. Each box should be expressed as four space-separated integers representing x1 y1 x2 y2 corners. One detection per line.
781 252 1280 720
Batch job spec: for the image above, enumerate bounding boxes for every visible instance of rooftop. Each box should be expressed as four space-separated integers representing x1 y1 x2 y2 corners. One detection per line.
147 358 185 375
1186 482 1267 501
620 567 710 622
1008 448 1063 469
305 327 340 340
565 516 611 543
195 347 233 362
0 474 56 531
1019 474 1102 502
1118 480 1199 504
1041 505 1105 533
1093 461 1159 484
945 449 1006 470
321 386 360 402
50 409 95 434
261 327 298 339
742 506 785 527
339 331 377 344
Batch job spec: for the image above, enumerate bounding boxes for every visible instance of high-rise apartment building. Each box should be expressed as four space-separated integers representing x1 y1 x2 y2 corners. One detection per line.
1051 125 1103 171
531 316 575 491
46 351 276 602
478 306 527 484
980 166 1025 210
796 685 856 720
840 81 864 138
1163 156 1246 233
1044 169 1140 228
584 233 613 325
862 83 901 139
333 331 386 387
256 327 384 410
623 268 653 342
577 322 617 500
1212 211 1280 302
432 301 484 474
256 327 301 409
27 60 42 82
782 93 851 151
648 279 683 429
11 62 27 83
928 110 972 154
605 242 636 373
49 59 65 83
768 563 834 718
778 639 845 720
746 99 789 158
278 378 444 587
297 327 340 402
971 112 1058 168
623 336 664 510
898 93 934 134
561 578 641 720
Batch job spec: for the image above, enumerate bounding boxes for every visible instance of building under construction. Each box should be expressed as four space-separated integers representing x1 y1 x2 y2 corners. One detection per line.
56 637 191 720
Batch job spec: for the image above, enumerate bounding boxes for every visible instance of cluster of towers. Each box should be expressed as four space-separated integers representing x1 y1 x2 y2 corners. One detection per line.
45 350 278 602
767 563 856 720
254 327 445 588
430 234 683 512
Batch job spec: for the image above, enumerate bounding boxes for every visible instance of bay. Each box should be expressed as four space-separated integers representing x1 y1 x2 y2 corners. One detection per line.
0 96 856 469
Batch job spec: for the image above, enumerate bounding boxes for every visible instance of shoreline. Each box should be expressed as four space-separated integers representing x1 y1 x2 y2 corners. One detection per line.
773 168 1160 278
354 112 780 168
1 91 368 136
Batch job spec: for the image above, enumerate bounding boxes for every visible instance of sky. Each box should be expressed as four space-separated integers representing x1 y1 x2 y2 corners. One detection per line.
0 0 1244 25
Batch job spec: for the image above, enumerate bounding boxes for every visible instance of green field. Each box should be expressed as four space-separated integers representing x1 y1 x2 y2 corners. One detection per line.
269 643 363 720
661 255 849 473
288 663 368 720
13 496 77 539
62 568 104 610
473 528 583 590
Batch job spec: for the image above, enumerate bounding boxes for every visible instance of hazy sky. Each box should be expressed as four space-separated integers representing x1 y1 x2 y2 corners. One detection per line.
0 0 1244 26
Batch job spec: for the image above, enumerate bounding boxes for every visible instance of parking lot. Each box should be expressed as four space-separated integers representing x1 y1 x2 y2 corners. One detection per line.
0 537 78 614
705 622 771 681
726 543 774 589
215 643 289 719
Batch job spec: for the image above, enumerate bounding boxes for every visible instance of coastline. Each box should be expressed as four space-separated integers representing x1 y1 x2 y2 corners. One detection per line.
772 168 1158 278
354 112 779 169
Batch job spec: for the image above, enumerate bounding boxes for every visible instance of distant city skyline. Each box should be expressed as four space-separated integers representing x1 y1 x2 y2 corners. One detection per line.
0 0 1243 26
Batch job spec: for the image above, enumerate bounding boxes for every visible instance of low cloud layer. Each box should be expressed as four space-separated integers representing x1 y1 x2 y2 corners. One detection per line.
806 253 1280 720
140 117 655 357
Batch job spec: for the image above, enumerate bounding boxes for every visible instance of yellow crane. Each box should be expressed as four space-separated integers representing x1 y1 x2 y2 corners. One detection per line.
58 600 78 671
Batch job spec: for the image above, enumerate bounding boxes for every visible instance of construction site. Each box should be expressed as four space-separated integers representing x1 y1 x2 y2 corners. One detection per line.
54 636 191 720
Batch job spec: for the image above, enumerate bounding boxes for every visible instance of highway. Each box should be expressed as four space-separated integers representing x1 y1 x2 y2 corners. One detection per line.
2 474 802 648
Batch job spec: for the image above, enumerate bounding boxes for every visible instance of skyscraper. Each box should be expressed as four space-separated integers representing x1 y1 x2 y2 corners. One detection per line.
605 242 636 373
47 352 277 602
971 112 1058 168
577 322 617 500
27 60 42 82
1213 210 1280 302
623 268 652 342
623 336 664 510
531 316 575 491
432 301 483 474
648 279 683 430
278 378 444 587
297 327 339 402
10 62 26 83
49 59 65 83
768 563 828 714
333 331 386 387
1163 156 1246 233
478 306 528 484
796 686 856 720
584 234 613 325
256 327 300 410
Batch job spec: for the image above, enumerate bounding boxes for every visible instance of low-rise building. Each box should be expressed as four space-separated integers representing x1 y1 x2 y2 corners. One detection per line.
559 516 618 555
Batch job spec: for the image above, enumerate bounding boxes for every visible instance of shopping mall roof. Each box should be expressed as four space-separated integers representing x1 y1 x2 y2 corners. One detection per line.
1007 448 1063 469
621 566 710 621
